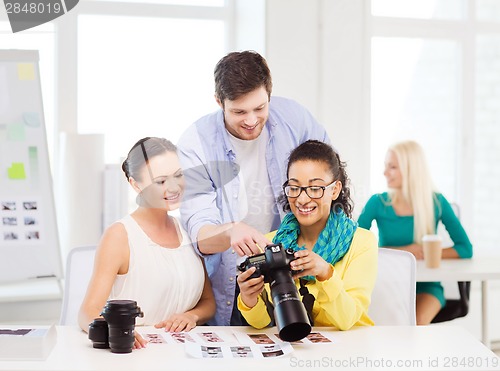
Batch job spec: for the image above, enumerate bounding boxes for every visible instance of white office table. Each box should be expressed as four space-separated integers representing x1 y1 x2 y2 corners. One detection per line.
416 256 500 348
0 325 499 371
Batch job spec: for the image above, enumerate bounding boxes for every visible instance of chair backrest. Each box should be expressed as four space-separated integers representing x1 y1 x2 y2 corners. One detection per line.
369 248 417 325
59 245 96 325
431 202 471 323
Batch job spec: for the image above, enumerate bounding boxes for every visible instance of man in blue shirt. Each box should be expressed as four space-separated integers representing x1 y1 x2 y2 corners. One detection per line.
177 51 330 326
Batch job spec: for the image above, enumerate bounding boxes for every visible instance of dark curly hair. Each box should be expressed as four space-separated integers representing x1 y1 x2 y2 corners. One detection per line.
280 140 354 218
121 137 177 181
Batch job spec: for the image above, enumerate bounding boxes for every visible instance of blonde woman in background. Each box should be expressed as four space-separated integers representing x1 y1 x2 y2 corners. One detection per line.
358 140 472 325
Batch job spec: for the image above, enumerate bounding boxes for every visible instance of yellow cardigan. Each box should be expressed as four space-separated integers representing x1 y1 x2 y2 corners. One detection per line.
237 227 378 330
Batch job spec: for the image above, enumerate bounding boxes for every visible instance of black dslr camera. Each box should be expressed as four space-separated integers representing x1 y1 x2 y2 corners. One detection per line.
238 243 297 282
238 243 311 342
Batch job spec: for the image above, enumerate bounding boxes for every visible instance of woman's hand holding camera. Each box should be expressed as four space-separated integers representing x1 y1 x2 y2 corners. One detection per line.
291 250 333 282
237 266 265 308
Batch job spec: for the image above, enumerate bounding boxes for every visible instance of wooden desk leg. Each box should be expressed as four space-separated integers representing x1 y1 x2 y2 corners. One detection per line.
482 280 490 348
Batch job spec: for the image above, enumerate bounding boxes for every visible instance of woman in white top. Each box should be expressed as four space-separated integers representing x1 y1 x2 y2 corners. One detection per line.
79 137 215 349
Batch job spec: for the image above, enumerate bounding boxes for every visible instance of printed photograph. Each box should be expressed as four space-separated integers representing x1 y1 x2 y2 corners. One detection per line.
1 201 16 211
2 217 17 226
248 333 275 344
24 216 37 225
230 346 253 358
198 332 223 343
144 333 165 344
25 231 40 240
170 332 195 344
201 346 223 358
0 329 33 336
4 232 19 240
23 201 38 210
275 333 303 344
306 332 332 343
260 344 284 358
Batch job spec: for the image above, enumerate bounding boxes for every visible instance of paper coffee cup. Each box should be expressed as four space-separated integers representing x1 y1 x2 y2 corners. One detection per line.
422 234 442 268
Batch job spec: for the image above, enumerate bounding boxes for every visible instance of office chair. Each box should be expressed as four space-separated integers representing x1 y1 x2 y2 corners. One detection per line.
431 203 471 323
59 245 96 325
369 248 417 325
431 281 471 323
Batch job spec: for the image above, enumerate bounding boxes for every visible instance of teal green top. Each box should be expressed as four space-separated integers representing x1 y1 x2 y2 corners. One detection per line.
358 192 473 307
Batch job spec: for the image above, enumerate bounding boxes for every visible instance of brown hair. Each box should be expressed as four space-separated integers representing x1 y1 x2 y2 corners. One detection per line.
214 50 272 106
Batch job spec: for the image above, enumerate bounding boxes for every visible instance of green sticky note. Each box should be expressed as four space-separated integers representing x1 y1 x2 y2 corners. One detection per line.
7 163 26 180
7 123 25 141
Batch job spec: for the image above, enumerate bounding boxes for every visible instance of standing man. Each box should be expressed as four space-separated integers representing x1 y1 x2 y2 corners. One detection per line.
177 50 330 326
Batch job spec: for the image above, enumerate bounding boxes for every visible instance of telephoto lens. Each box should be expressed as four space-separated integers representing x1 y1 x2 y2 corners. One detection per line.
100 300 144 353
270 270 312 342
88 318 109 349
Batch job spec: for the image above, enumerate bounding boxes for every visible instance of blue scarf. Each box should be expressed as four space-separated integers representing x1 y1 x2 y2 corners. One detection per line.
272 209 357 281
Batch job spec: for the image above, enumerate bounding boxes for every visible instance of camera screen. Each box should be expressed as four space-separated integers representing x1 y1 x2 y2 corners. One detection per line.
248 255 265 264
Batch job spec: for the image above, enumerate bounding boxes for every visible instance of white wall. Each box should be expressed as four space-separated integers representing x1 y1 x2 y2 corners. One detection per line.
266 0 370 215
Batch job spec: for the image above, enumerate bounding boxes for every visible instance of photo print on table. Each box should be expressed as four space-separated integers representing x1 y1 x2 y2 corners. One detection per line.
201 346 223 358
230 346 253 358
275 333 303 344
306 332 332 343
260 344 284 358
198 332 224 343
170 332 196 344
144 333 166 344
248 333 275 345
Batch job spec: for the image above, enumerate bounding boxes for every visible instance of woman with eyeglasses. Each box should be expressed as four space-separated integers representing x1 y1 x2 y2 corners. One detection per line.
236 140 378 331
78 137 215 350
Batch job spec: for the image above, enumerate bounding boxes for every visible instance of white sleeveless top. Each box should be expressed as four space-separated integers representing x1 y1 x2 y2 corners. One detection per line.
109 214 205 326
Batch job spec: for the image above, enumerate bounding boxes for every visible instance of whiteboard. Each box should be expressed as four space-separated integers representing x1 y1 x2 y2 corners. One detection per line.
0 50 62 282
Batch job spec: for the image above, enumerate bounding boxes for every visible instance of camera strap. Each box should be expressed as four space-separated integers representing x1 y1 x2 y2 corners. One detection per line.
299 279 315 326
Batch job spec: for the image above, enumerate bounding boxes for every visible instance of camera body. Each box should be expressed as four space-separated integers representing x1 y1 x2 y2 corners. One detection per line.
238 243 296 283
238 243 311 342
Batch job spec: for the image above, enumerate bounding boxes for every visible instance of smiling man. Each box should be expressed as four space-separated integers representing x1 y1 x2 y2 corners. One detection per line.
177 50 330 326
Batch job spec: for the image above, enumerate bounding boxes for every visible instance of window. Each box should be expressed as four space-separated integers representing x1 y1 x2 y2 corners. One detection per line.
369 0 500 255
370 37 460 200
77 15 224 163
371 0 465 20
87 0 224 6
474 34 500 254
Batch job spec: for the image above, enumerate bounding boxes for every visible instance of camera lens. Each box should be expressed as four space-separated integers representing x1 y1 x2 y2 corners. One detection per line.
270 270 311 342
88 318 109 349
101 300 144 353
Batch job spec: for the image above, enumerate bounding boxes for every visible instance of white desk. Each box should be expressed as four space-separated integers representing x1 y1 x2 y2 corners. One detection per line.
416 256 500 348
0 326 499 371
